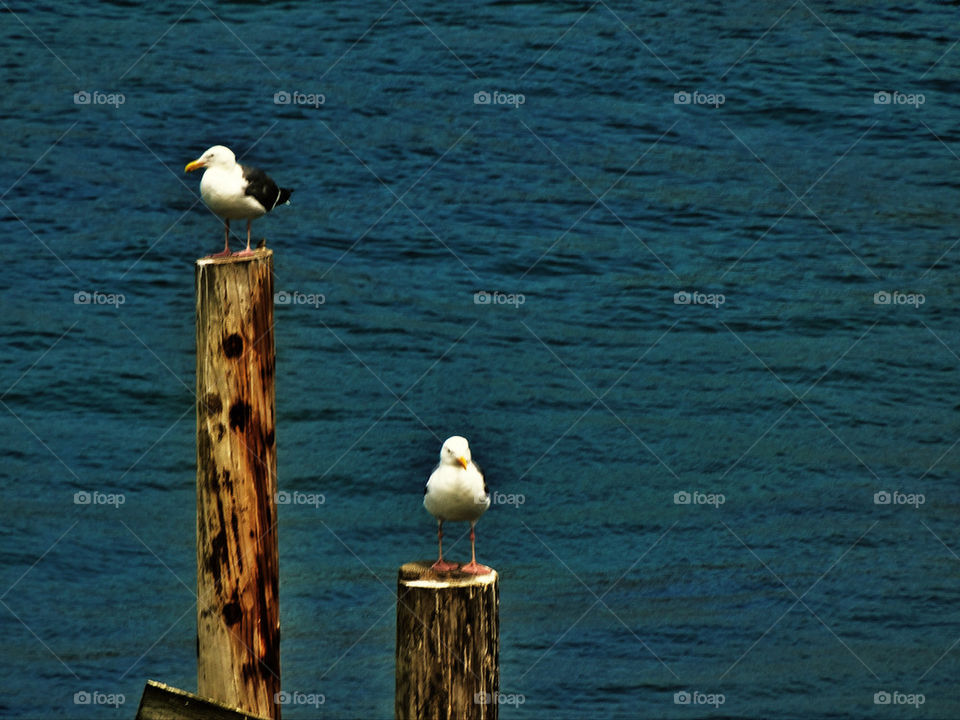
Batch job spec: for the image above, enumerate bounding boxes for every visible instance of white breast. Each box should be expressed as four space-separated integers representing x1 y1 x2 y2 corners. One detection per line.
199 166 266 220
424 464 489 522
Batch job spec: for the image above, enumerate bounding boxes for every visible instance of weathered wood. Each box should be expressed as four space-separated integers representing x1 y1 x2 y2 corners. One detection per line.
195 249 280 720
395 561 499 720
136 680 270 720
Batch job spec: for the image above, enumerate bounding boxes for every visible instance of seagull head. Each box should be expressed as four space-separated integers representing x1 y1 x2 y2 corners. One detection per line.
185 145 236 173
440 435 471 469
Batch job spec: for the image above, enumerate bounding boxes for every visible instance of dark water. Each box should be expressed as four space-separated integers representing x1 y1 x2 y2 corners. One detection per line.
2 2 960 718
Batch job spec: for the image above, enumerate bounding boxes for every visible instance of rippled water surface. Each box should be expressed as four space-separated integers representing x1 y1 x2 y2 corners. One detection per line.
2 2 960 718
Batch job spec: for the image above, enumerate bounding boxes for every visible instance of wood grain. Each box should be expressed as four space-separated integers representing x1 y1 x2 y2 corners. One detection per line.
195 249 280 720
396 561 499 720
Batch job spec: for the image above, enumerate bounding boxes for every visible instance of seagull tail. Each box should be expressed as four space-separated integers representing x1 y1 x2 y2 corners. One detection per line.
278 187 294 206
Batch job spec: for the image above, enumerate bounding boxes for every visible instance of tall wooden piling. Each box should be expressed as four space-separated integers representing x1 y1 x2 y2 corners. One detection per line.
395 561 499 720
195 249 280 720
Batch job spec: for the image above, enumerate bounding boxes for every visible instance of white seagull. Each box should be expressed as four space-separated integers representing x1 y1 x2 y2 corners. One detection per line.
423 435 491 574
185 145 293 257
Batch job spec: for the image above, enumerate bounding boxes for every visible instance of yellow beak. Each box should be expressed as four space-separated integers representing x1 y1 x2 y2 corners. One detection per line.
457 457 468 469
184 159 205 173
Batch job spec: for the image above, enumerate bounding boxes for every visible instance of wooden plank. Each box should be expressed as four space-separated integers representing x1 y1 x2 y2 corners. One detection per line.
195 249 280 719
395 561 499 720
135 680 270 720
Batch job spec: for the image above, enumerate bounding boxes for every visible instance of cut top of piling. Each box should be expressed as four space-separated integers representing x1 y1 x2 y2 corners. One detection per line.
196 247 273 267
399 561 498 588
136 680 271 720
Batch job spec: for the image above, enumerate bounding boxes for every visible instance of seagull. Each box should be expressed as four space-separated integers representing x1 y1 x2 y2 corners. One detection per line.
185 145 293 257
423 436 491 574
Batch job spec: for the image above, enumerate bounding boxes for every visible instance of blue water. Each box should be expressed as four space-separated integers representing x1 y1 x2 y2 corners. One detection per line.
2 2 960 718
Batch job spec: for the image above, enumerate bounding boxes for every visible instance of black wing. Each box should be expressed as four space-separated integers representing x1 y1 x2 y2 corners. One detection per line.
242 164 293 212
472 459 489 496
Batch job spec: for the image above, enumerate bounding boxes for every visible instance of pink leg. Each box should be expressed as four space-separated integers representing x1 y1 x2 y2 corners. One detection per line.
210 219 231 258
460 521 491 575
233 220 255 257
430 520 458 572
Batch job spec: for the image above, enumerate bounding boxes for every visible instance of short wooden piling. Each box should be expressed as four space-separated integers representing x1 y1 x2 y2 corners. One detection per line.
395 561 499 720
136 680 270 720
195 249 280 720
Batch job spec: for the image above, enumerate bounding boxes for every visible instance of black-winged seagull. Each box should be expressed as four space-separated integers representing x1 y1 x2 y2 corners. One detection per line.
423 435 491 574
185 145 293 257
